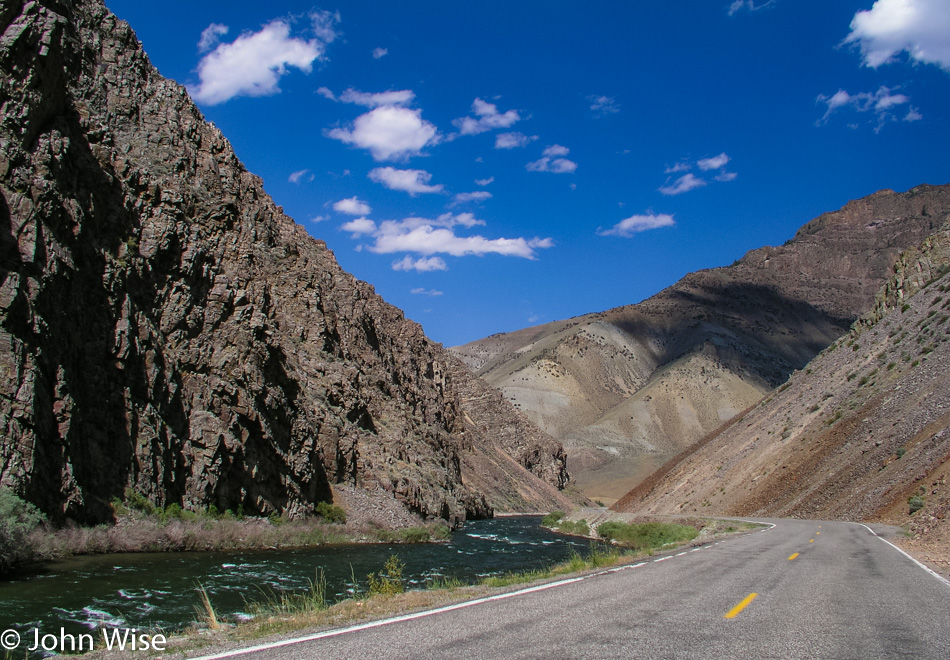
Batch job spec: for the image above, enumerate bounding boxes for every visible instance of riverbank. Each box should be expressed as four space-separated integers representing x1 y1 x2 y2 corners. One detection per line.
3 484 453 578
75 516 759 659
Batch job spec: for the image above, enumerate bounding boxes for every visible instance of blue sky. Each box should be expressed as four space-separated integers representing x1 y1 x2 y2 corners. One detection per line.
105 0 950 347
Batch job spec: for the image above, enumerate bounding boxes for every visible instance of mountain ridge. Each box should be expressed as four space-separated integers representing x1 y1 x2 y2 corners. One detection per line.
613 219 950 572
0 0 571 526
451 183 950 501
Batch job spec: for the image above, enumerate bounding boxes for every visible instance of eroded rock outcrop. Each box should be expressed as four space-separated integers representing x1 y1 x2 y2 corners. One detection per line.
0 0 570 525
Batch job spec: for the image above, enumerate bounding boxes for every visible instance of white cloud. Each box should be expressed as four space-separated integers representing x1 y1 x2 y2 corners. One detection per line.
368 167 444 195
372 228 552 258
845 0 950 72
341 88 414 107
372 47 388 59
527 145 578 174
727 0 777 16
340 217 377 237
410 287 443 296
659 173 707 196
317 87 416 107
333 197 372 215
327 106 440 161
451 191 493 206
475 177 494 186
598 213 675 237
816 85 920 130
310 214 329 223
343 212 552 261
495 132 537 149
453 98 521 135
198 23 229 53
588 95 620 116
659 153 736 193
392 256 448 272
288 168 311 184
697 152 730 171
190 12 339 105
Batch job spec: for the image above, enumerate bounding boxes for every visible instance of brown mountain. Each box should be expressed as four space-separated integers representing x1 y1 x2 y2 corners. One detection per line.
451 184 950 503
614 221 950 573
0 0 571 525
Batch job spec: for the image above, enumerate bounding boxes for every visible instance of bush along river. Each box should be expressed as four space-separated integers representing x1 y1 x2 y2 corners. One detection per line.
0 516 590 644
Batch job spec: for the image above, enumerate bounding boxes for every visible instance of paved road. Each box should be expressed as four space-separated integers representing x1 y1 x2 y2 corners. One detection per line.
196 519 950 659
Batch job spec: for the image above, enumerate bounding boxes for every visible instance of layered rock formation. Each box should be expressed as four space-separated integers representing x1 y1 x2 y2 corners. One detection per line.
452 185 950 501
614 219 950 571
0 0 570 525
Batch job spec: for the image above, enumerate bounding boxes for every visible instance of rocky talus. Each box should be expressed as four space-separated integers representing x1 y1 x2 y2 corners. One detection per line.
0 0 570 526
452 184 950 500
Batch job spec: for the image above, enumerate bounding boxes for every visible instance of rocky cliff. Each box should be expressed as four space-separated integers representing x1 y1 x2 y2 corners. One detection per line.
613 220 950 573
452 185 950 501
0 0 571 525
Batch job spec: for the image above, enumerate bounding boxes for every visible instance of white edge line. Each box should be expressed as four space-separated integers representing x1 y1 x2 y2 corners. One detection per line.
189 576 586 660
189 541 716 660
856 523 950 588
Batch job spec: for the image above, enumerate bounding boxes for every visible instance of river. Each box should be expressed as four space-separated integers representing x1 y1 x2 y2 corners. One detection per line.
0 516 589 641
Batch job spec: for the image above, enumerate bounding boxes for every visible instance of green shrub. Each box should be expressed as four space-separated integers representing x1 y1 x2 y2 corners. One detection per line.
367 555 405 596
125 488 157 515
0 489 46 574
429 524 451 541
541 510 565 526
398 527 431 543
555 519 590 536
908 495 925 514
596 521 698 550
315 501 346 524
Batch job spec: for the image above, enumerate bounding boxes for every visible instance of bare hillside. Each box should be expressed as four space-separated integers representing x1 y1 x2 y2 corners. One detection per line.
614 224 950 574
452 185 950 502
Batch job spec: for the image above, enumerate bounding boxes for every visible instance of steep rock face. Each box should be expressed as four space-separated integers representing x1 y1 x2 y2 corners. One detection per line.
0 0 570 525
452 184 950 500
614 221 950 571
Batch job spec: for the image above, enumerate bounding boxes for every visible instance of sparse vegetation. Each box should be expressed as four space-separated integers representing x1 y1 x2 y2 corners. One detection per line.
908 495 925 514
367 555 406 596
0 488 46 574
556 519 591 536
596 521 698 549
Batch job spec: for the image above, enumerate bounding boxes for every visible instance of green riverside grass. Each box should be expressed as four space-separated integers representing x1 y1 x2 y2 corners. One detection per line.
146 517 760 655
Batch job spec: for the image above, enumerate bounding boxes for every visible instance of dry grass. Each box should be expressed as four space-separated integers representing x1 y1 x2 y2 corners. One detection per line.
24 516 451 564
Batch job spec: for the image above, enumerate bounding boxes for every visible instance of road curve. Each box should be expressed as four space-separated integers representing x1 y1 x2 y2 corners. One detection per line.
194 519 950 659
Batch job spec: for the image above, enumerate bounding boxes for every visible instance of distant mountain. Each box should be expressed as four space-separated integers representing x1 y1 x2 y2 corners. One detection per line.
0 0 571 525
614 222 950 566
452 184 950 502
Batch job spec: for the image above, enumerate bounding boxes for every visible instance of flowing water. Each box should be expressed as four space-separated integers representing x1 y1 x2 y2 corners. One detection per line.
0 516 589 641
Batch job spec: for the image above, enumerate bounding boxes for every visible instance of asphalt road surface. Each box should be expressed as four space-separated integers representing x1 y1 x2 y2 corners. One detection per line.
195 519 950 659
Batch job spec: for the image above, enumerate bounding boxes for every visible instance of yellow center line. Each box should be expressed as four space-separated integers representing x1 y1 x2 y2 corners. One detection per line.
816 531 820 535
724 593 758 619
788 553 799 560
809 539 815 543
